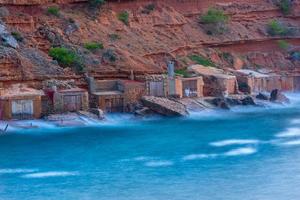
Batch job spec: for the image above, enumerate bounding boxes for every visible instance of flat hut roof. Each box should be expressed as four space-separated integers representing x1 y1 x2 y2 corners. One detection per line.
235 69 270 78
0 85 44 100
188 65 236 80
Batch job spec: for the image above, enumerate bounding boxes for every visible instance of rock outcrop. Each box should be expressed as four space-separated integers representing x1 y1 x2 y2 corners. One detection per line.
270 89 290 104
141 96 188 116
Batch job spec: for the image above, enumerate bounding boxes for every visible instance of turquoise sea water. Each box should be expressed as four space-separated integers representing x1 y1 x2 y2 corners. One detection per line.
1 94 300 200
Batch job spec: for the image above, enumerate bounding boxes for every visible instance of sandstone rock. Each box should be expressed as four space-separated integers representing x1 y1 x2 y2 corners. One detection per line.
270 89 290 104
0 23 18 48
0 7 9 18
141 96 188 116
209 98 230 110
256 93 269 101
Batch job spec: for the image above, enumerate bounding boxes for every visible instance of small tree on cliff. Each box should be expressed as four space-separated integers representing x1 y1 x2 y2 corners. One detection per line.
89 0 105 7
276 0 292 15
199 8 230 35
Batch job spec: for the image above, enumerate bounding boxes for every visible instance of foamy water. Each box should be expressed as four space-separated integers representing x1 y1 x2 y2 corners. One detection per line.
1 93 300 199
210 139 260 147
0 168 38 174
223 147 257 156
144 161 174 167
22 171 79 179
276 128 300 138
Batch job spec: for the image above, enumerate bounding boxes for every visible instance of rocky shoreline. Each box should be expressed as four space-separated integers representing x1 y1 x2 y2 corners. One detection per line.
0 90 292 133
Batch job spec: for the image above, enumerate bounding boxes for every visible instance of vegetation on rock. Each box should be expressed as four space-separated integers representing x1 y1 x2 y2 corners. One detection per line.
118 11 129 25
267 20 289 36
11 31 23 42
142 4 156 14
84 42 104 52
109 33 121 41
200 8 229 35
89 0 105 7
49 47 84 72
47 6 60 16
102 49 117 63
175 68 190 78
277 0 292 15
277 40 289 50
189 55 216 67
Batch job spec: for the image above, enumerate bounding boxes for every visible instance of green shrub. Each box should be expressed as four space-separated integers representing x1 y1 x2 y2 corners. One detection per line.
102 49 117 62
277 0 292 15
267 20 289 36
221 52 234 65
142 3 155 14
109 33 121 41
200 8 229 34
277 40 289 50
118 11 129 25
11 31 23 42
200 8 229 24
89 0 105 7
175 68 189 78
84 42 104 52
49 47 84 72
47 6 60 16
189 55 215 67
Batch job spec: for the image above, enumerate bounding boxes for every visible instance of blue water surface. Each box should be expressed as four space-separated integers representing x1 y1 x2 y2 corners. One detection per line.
1 94 300 200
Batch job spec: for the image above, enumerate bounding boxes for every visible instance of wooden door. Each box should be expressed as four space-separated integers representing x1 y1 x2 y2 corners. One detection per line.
63 95 81 112
12 100 34 119
149 81 164 97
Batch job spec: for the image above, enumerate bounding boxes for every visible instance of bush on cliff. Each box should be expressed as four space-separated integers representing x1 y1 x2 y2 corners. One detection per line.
277 0 292 15
102 49 117 63
118 11 129 25
47 6 60 16
277 40 289 50
84 42 104 52
267 20 289 36
89 0 105 7
189 55 216 67
142 4 155 14
200 8 229 35
49 47 84 72
11 31 23 42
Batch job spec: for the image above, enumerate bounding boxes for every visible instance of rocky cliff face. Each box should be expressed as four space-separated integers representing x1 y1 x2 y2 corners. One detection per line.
0 0 299 85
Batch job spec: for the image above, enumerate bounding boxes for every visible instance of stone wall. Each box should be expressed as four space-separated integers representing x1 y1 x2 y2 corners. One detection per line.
122 80 146 112
203 76 238 97
53 90 89 113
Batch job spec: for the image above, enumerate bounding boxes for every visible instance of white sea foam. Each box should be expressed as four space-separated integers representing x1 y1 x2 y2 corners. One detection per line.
290 119 300 125
133 156 154 161
144 161 173 167
223 147 257 156
22 171 78 178
182 154 217 161
210 139 260 147
276 128 300 138
0 168 38 174
277 139 300 146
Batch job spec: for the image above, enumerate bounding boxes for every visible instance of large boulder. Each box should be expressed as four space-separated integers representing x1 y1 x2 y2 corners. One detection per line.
141 96 188 116
256 93 269 101
241 96 256 105
270 89 290 104
209 98 230 110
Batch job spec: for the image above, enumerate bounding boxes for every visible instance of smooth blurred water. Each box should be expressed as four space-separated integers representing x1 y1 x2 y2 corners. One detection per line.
1 94 300 200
